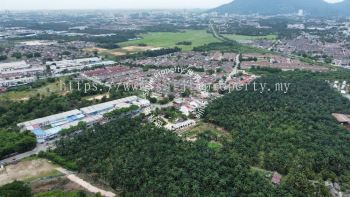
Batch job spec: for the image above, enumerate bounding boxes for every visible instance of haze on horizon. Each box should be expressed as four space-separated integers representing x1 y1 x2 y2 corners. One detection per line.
1 0 345 10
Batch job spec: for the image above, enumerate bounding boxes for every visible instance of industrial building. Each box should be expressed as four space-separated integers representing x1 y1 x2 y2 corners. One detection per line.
46 57 115 74
0 61 45 87
0 76 37 87
17 96 150 142
80 96 140 116
0 61 31 72
165 120 196 131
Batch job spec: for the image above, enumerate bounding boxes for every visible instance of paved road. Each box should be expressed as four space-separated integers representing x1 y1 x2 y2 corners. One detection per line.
226 54 241 83
209 22 219 39
0 140 57 165
209 21 226 42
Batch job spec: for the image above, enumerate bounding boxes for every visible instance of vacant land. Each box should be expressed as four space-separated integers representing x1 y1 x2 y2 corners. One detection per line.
31 177 88 195
0 159 60 186
0 80 66 101
223 34 277 41
52 168 115 197
84 45 162 57
0 158 112 196
119 30 221 51
84 93 110 101
182 122 230 139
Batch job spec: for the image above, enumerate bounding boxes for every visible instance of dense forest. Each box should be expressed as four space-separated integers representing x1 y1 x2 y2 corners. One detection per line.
0 130 36 159
51 113 331 196
204 74 350 191
52 117 282 196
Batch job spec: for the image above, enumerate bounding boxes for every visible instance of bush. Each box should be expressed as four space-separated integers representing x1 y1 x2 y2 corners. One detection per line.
0 181 31 197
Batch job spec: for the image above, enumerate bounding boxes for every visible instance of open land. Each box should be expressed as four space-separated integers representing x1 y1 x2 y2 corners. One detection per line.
119 30 221 51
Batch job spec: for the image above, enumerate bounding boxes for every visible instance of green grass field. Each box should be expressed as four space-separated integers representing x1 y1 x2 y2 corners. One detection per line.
0 80 64 101
223 34 277 41
119 30 221 51
208 141 223 150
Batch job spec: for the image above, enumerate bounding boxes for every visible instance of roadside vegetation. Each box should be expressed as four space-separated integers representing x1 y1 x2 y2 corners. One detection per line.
0 181 31 197
0 130 36 160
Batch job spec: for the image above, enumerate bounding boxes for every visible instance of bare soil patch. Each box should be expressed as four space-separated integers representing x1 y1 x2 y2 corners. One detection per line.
0 159 58 186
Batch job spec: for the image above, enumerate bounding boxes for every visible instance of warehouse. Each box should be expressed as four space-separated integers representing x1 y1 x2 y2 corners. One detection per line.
17 109 87 141
80 96 140 116
80 102 116 116
17 96 150 141
17 109 84 142
46 57 115 74
0 61 31 72
18 109 83 130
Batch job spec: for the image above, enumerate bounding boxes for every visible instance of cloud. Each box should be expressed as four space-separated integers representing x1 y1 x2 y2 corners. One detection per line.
323 0 344 3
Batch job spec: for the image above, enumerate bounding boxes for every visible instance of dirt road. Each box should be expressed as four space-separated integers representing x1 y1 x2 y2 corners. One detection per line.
56 168 116 197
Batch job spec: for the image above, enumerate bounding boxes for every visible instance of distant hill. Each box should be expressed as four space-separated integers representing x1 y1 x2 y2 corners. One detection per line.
213 0 350 16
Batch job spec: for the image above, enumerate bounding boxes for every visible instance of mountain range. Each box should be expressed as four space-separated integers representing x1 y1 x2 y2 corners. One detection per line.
213 0 350 16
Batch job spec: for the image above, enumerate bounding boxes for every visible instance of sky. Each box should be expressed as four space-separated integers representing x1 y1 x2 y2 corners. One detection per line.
1 0 345 10
1 0 232 10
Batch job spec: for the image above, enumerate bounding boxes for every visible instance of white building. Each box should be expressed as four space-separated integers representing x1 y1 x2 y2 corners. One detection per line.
18 109 83 131
0 76 36 87
165 120 196 131
0 61 45 87
46 57 115 74
0 61 31 72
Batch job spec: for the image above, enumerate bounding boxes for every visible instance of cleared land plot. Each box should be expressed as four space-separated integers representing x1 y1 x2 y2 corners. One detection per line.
31 177 88 195
84 46 162 57
0 80 66 101
182 122 230 139
119 30 221 51
0 159 61 186
84 93 110 101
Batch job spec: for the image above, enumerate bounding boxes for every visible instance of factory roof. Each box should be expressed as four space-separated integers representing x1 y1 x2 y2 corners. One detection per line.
0 61 31 71
80 97 137 114
80 102 115 114
18 109 82 127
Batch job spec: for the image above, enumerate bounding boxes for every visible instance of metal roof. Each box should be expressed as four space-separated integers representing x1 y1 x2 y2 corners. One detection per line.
18 109 82 127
